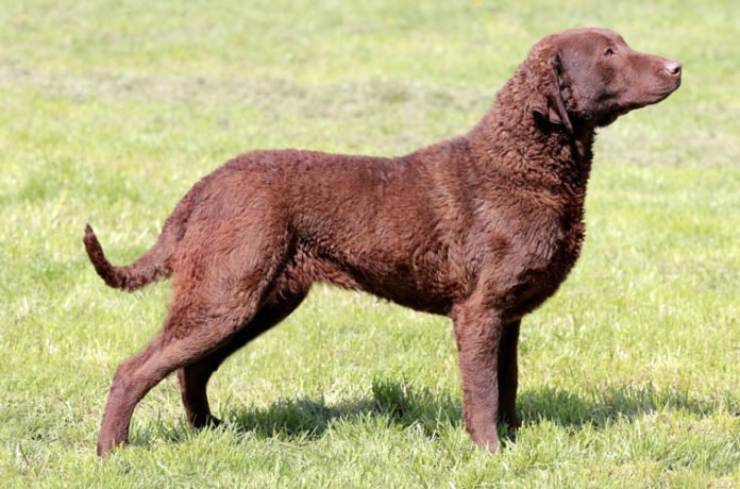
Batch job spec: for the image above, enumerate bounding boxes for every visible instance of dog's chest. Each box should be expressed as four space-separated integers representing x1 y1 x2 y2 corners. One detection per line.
505 207 586 317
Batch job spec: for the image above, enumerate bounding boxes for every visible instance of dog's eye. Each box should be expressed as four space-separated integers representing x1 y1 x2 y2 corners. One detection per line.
604 47 616 57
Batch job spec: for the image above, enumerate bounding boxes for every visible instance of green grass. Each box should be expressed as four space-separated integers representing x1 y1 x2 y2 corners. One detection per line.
1 1 739 487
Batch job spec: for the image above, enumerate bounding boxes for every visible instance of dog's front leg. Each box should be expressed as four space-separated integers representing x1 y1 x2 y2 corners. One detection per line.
452 304 503 453
497 319 521 429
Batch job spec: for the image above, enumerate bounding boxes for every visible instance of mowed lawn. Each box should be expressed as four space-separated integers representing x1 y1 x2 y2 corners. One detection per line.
1 1 738 487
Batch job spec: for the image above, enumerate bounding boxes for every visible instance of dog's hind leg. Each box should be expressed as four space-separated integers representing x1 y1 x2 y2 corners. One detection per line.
177 289 309 429
96 228 290 456
96 292 262 456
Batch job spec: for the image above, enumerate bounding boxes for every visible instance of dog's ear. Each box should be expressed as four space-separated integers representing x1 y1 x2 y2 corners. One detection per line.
528 48 574 134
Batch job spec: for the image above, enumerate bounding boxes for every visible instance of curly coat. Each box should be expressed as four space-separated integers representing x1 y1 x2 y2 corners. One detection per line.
84 27 681 456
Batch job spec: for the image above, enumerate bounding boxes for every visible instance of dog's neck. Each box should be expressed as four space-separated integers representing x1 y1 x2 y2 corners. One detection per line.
466 70 595 197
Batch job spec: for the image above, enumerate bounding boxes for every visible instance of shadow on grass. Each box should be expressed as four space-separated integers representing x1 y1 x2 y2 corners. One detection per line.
518 384 718 428
225 378 461 441
212 380 720 443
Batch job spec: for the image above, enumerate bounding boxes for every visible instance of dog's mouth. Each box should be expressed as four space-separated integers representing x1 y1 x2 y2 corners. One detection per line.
645 76 682 104
649 82 681 103
619 80 681 112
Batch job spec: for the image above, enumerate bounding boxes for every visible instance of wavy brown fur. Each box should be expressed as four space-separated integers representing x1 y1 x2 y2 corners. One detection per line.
85 28 681 456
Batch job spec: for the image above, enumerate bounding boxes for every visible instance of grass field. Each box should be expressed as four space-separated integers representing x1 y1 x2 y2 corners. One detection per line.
1 1 739 487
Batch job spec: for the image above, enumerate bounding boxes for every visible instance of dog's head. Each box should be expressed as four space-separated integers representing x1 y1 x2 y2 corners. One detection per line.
526 28 681 131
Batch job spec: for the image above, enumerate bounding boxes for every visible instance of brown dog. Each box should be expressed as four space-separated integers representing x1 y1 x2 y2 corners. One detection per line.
84 28 681 456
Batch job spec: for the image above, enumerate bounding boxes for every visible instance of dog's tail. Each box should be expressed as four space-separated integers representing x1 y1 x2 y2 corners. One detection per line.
83 224 174 292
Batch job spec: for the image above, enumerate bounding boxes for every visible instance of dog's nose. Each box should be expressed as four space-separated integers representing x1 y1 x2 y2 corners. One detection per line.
663 59 682 77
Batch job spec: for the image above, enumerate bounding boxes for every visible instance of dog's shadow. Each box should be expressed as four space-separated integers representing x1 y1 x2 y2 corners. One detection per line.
225 379 461 441
212 379 717 443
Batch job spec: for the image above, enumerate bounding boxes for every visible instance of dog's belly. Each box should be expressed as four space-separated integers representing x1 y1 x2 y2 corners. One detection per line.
292 246 457 316
288 196 463 315
350 265 456 315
